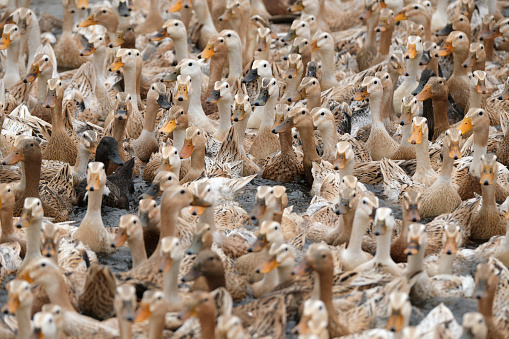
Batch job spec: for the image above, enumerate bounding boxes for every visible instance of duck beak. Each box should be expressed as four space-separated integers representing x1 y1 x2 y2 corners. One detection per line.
394 11 407 22
281 29 296 43
17 270 34 283
435 23 453 36
386 311 405 332
254 88 269 106
66 2 76 13
115 104 128 121
457 117 473 134
2 149 24 165
448 140 462 160
376 19 388 32
292 317 309 335
499 87 509 100
168 0 183 12
380 0 387 8
1 293 20 314
404 238 420 256
32 327 44 339
23 64 41 83
232 103 246 123
197 43 215 59
374 220 387 236
162 67 180 82
419 50 431 66
77 0 89 10
242 68 259 84
408 124 423 145
157 94 171 109
187 235 202 255
272 115 285 131
17 208 33 228
311 40 319 52
286 64 298 79
476 82 487 95
292 259 312 276
206 89 221 104
256 39 267 52
360 6 373 20
397 61 407 76
462 53 475 68
404 43 417 59
249 234 268 252
182 267 202 282
86 173 101 192
160 119 177 134
480 165 495 186
256 258 279 274
150 28 169 42
407 205 420 223
78 14 98 27
41 239 56 258
118 1 130 17
44 89 57 108
80 42 96 56
110 33 124 48
352 87 369 101
0 33 11 50
333 153 347 170
442 237 457 255
158 257 173 273
190 206 206 216
109 150 125 166
438 41 454 56
415 84 432 101
134 302 151 323
178 305 197 321
288 89 304 102
219 8 233 22
179 139 194 159
273 117 295 133
474 279 488 300
481 28 502 40
191 194 212 208
288 0 304 12
108 58 125 72
111 230 128 248
176 84 189 102
250 200 266 220
141 183 160 199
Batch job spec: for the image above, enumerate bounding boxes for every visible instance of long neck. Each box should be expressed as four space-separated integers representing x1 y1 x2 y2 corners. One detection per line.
190 145 206 173
173 128 185 151
118 317 132 339
163 257 181 305
194 0 216 33
381 87 392 124
478 281 496 319
378 27 394 56
50 94 65 132
453 50 468 77
173 37 188 62
123 64 138 108
299 123 321 164
403 59 419 88
306 90 321 110
437 0 447 12
366 17 377 47
112 119 128 160
415 136 434 173
471 135 488 177
207 57 225 93
438 252 455 274
319 126 336 159
320 48 337 85
217 96 232 136
469 88 483 109
143 99 159 133
37 71 51 103
400 123 413 149
198 313 216 339
62 10 75 35
85 186 105 213
406 246 425 276
0 205 14 240
279 129 294 155
200 206 216 230
480 184 496 208
44 273 76 312
234 113 249 146
439 149 454 180
227 45 242 82
6 39 20 80
93 47 106 83
129 236 148 268
189 73 204 116
369 93 384 126
16 305 32 339
346 210 370 253
159 207 179 239
260 97 277 130
432 96 450 129
318 268 334 325
148 314 165 339
374 230 392 263
24 218 42 267
73 147 91 177
24 156 41 198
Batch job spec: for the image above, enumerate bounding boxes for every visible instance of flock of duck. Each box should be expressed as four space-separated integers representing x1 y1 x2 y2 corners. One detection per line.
1 0 509 337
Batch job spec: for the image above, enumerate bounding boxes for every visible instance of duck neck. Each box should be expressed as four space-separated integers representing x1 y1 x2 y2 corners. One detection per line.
369 92 385 127
112 119 128 160
480 183 496 209
341 205 357 241
471 129 488 178
319 126 337 160
432 95 450 131
260 96 277 131
402 59 419 90
85 186 105 215
318 268 334 322
400 123 413 149
453 50 468 78
217 95 232 137
16 304 32 339
172 127 185 151
24 153 42 198
93 46 106 85
478 279 497 319
123 63 139 108
438 252 456 274
406 245 425 276
191 144 206 173
320 48 337 86
37 70 51 104
227 44 243 84
366 16 378 48
381 86 392 126
197 311 216 339
199 206 216 231
374 229 392 264
163 257 182 305
73 146 91 177
50 94 65 133
306 89 321 110
207 55 226 93
129 236 148 268
148 314 165 339
194 0 216 34
143 98 159 133
234 113 250 147
280 129 294 155
5 38 20 83
439 150 455 181
415 136 434 174
346 210 370 255
378 26 394 56
159 207 179 239
43 272 76 312
298 122 321 166
173 37 188 62
118 317 132 339
0 205 14 241
188 72 206 122
24 217 42 266
62 9 74 36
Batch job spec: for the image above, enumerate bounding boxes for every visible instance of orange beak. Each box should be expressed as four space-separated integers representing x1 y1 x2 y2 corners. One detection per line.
0 33 11 50
386 312 405 332
438 41 454 56
256 258 279 274
2 149 24 165
291 259 312 276
111 230 128 248
394 11 408 22
481 28 502 40
457 117 473 135
408 124 423 145
404 238 420 256
78 14 98 27
80 42 96 56
159 119 177 134
334 153 347 170
86 173 101 191
41 240 56 258
23 64 41 83
134 303 151 322
158 257 173 273
179 139 194 159
404 43 417 59
17 270 34 284
197 43 215 59
16 208 32 228
1 294 20 314
415 84 432 101
442 237 458 255
190 206 206 216
448 140 462 160
288 1 304 12
352 87 369 101
479 165 495 186
110 32 124 48
476 82 487 95
77 0 89 10
273 118 296 133
168 0 183 12
108 58 125 72
311 40 319 52
150 28 169 42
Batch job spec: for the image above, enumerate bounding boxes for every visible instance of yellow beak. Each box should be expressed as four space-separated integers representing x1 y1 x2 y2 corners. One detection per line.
352 87 369 101
404 43 417 59
408 124 423 145
159 119 177 134
179 139 194 159
438 41 454 56
108 58 125 72
457 117 473 135
0 33 11 50
78 14 98 27
415 84 432 101
256 258 279 274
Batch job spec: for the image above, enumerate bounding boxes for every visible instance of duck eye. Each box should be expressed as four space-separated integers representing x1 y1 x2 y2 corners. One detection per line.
175 23 178 26
226 84 229 88
479 111 483 115
128 51 131 55
174 151 177 154
157 295 162 300
301 24 305 27
481 46 484 49
133 219 137 224
374 80 378 85
197 131 200 135
44 57 49 61
180 190 185 194
321 254 326 258
41 262 46 267
227 33 231 37
320 112 324 116
274 226 278 230
312 81 315 85
363 200 367 204
102 9 107 13
37 201 40 206
188 62 192 66
207 188 211 192
414 5 418 9
439 80 443 84
459 35 463 39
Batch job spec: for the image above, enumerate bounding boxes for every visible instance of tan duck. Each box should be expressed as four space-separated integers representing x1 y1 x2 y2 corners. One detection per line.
73 162 112 253
356 0 380 71
159 105 189 152
109 23 137 49
138 198 160 257
252 243 295 298
390 189 421 263
179 126 207 184
289 76 321 111
136 0 164 34
2 138 70 222
54 0 90 69
1 279 33 339
415 76 451 140
0 24 22 89
480 14 496 61
106 92 133 169
463 42 486 73
353 76 398 161
475 202 509 267
469 154 506 241
408 116 438 186
206 80 233 142
150 19 189 62
312 107 338 163
437 30 470 113
460 312 488 339
0 183 25 256
292 299 329 339
41 79 77 165
311 32 338 90
16 197 43 271
114 285 136 339
281 53 305 102
22 52 55 122
273 106 321 184
373 7 396 65
133 82 170 162
78 6 119 42
112 214 148 268
262 104 304 182
391 96 419 160
395 2 431 41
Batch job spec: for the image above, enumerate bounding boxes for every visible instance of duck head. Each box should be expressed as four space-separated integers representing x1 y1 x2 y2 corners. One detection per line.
404 223 426 257
408 116 428 145
401 189 421 223
157 145 181 174
282 20 309 43
207 80 231 105
32 312 58 338
462 42 486 69
0 24 20 50
249 221 284 253
373 207 395 236
160 106 188 135
85 162 107 192
179 126 204 159
44 79 63 109
388 52 407 76
376 7 394 32
23 53 53 83
404 35 423 60
80 34 106 56
16 197 43 229
438 31 469 57
0 183 14 212
292 299 328 336
142 171 178 199
178 291 216 322
80 130 98 157
444 128 462 160
134 290 167 322
250 186 275 221
256 27 271 53
109 48 140 73
415 76 447 101
386 292 411 332
273 106 311 133
470 70 487 95
461 312 488 339
114 285 136 323
292 243 332 277
40 222 60 259
232 91 251 123
442 223 462 256
112 215 143 248
333 141 354 171
2 138 41 166
352 76 383 101
187 223 213 255
457 108 488 135
159 236 183 273
335 175 359 215
479 153 497 186
95 136 125 167
290 76 319 102
168 0 193 12
285 53 303 79
79 7 118 33
182 250 224 285
151 19 186 42
400 96 419 126
256 243 295 274
254 77 278 106
1 279 33 315
138 198 159 227
148 82 170 109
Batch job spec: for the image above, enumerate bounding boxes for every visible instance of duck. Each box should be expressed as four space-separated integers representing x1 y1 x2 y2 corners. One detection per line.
78 6 119 42
135 0 164 34
73 162 112 253
463 42 486 73
252 242 295 297
373 7 396 65
273 106 320 184
111 214 147 268
132 82 170 162
206 80 233 142
109 23 137 49
292 299 329 339
460 312 489 339
41 78 78 165
407 116 438 186
289 76 321 111
437 30 470 113
289 0 330 33
393 35 423 115
2 138 70 222
312 107 339 163
158 105 189 153
137 198 160 257
356 0 380 71
149 19 189 63
243 59 276 129
0 183 26 256
431 0 448 32
113 285 136 339
0 24 22 89
415 76 452 140
2 279 33 339
475 200 509 267
391 96 419 160
218 0 249 47
249 77 280 161
262 104 304 182
353 76 398 161
395 3 431 41
281 53 305 102
54 0 89 69
311 32 338 90
16 197 43 271
9 8 41 73
480 14 496 62
178 126 208 184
